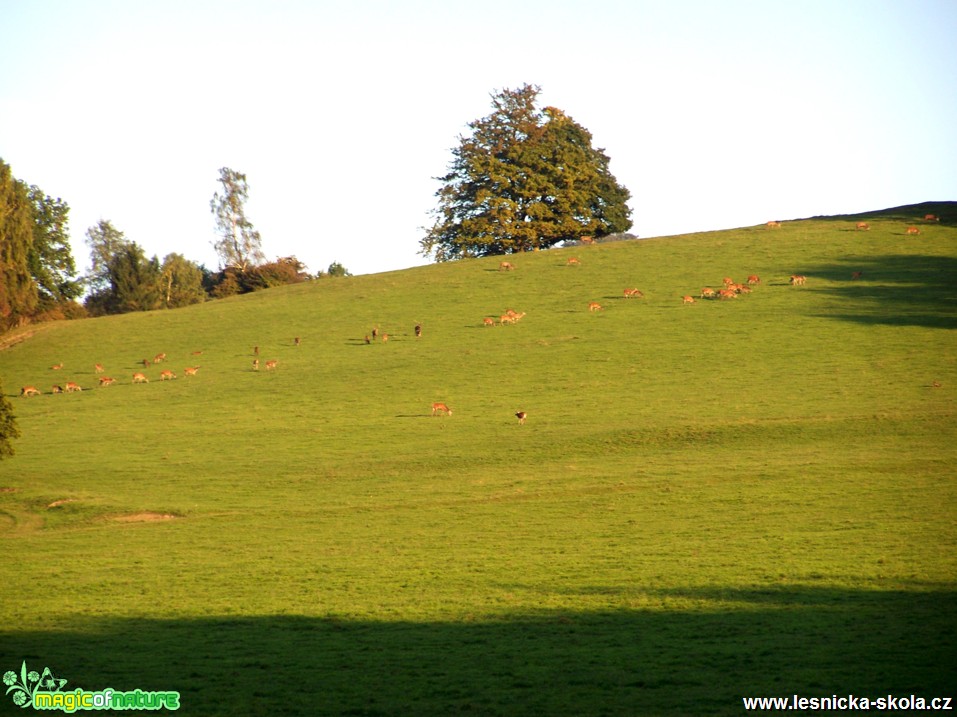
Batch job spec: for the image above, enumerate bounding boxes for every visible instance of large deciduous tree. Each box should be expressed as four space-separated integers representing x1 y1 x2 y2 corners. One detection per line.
210 167 264 272
160 253 206 308
420 84 632 262
0 159 39 329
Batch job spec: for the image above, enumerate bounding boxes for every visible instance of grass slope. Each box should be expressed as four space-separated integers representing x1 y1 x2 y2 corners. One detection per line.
2 204 956 715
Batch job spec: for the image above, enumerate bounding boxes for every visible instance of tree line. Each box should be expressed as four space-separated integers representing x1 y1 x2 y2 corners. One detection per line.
0 163 352 332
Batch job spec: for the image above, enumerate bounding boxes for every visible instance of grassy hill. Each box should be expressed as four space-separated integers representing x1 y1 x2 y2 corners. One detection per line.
1 203 955 715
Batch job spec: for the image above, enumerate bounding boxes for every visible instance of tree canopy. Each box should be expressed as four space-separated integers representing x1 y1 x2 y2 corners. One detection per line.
0 159 39 329
420 84 632 262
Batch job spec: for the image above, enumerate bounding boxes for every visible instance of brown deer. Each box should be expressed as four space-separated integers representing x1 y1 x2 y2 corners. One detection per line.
766 220 781 228
294 337 301 347
50 362 63 370
723 277 734 286
515 411 527 425
98 377 116 387
191 350 203 356
567 257 581 266
142 358 151 368
856 222 870 230
499 261 514 271
94 363 105 374
579 236 595 245
160 370 176 380
20 386 41 397
253 358 260 370
382 333 389 342
623 288 644 298
718 289 737 300
789 275 807 285
431 402 452 417
52 385 64 394
154 353 167 363
701 287 716 299
264 360 278 371
588 302 603 312
371 327 379 341
924 214 939 222
184 366 200 376
414 324 422 338
851 271 863 280
905 226 921 235
65 382 82 393
483 317 495 327
253 346 259 355
682 295 696 304
132 372 149 383
747 275 761 285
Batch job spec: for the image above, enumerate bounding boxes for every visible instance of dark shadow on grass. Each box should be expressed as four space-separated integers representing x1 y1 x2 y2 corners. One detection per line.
802 254 957 329
2 585 954 716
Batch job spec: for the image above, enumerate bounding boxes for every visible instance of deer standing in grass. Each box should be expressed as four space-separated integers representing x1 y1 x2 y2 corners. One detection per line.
432 403 452 417
20 386 41 397
160 370 176 380
184 366 200 376
588 302 603 312
154 353 166 363
98 377 116 387
856 222 870 231
94 363 105 374
132 373 149 383
906 226 921 235
264 360 278 370
52 385 64 394
515 411 527 425
65 382 82 392
789 275 807 285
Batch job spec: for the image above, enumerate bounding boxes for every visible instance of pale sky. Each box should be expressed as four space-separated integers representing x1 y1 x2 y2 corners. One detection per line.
1 0 955 277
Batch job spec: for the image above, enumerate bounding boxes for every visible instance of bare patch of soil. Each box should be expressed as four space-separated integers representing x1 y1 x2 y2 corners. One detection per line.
112 512 178 523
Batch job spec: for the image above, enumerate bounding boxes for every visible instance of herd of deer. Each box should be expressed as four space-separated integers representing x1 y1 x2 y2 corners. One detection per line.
19 351 206 397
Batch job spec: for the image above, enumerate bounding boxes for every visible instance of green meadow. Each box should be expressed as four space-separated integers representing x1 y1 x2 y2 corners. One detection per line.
1 203 955 715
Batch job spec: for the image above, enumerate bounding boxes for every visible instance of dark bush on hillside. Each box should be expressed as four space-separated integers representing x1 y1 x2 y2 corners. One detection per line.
205 256 310 297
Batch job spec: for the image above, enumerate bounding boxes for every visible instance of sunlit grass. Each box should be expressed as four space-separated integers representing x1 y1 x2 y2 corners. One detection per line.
1 209 955 714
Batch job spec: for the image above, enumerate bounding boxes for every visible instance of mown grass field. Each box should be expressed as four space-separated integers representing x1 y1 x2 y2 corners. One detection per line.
1 203 955 715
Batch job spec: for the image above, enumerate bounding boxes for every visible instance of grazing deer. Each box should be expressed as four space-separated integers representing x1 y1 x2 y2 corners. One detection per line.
623 288 644 298
253 346 259 355
142 358 151 368
747 275 761 285
160 370 176 380
50 362 63 370
736 284 752 294
132 372 149 383
567 257 581 266
371 327 379 341
905 226 920 235
499 261 514 271
253 358 260 370
483 317 495 327
154 353 166 363
94 363 105 374
924 214 939 222
52 385 64 394
414 324 422 338
98 377 116 387
65 382 82 393
20 386 41 397
515 411 527 425
431 402 452 417
364 335 371 344
580 236 595 245
718 289 737 300
382 333 389 342
766 220 781 228
294 337 301 347
789 275 807 285
851 271 863 280
723 277 734 286
856 222 870 231
500 314 515 325
701 287 716 299
184 366 200 376
264 360 278 371
682 295 696 304
191 350 203 355
588 302 603 312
